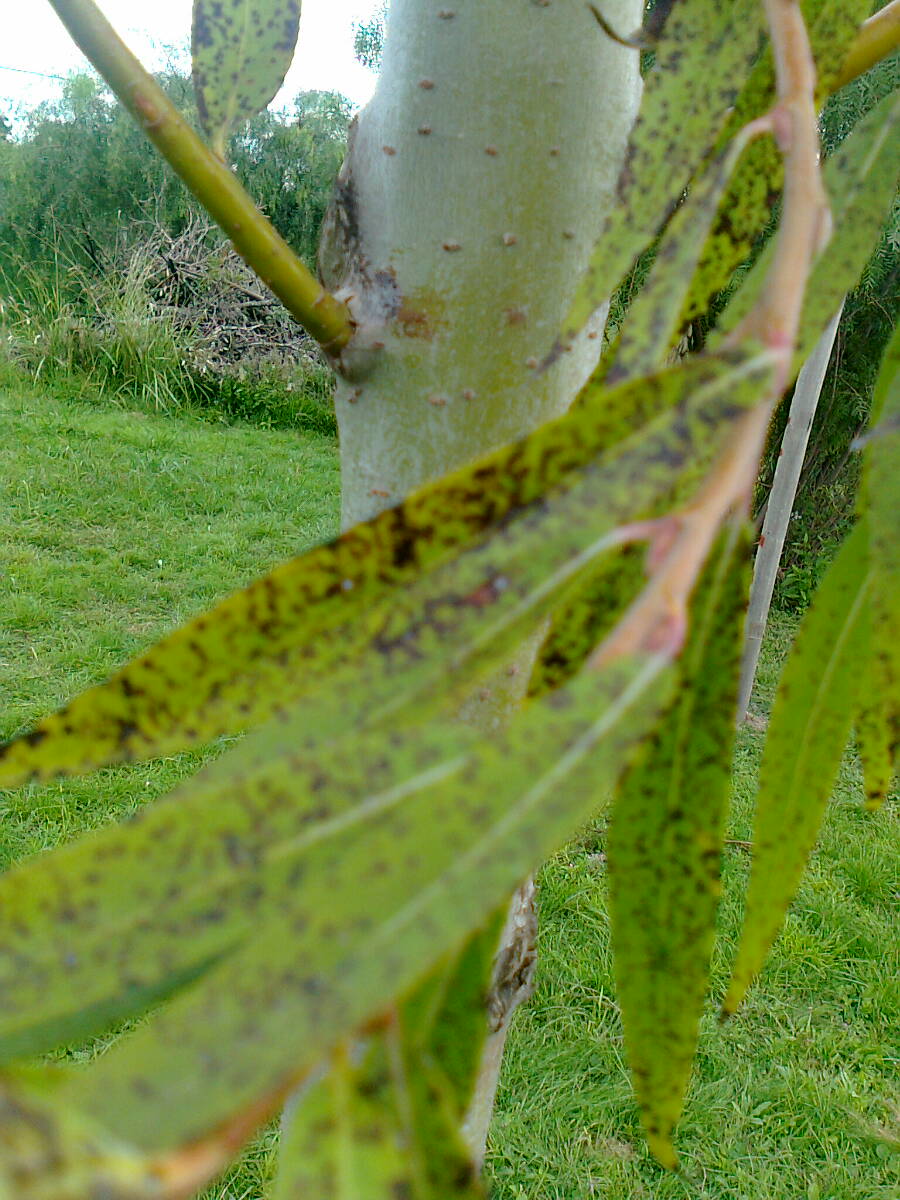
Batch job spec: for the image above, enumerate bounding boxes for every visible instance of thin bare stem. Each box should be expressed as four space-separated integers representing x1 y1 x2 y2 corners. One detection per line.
48 0 353 355
739 0 831 383
835 1 900 91
591 403 772 667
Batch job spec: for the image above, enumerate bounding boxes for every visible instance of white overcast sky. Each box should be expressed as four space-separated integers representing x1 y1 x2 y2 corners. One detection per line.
1 0 379 117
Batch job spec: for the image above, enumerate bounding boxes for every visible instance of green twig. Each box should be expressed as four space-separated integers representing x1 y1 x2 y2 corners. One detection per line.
48 0 354 356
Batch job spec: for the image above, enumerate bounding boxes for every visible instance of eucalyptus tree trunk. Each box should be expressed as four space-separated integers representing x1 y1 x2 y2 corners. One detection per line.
321 0 643 526
318 0 643 1163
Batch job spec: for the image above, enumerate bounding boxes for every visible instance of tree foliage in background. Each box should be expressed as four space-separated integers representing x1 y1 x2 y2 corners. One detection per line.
0 72 350 277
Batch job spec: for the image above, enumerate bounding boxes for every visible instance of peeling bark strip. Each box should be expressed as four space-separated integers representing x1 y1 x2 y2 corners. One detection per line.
192 0 302 158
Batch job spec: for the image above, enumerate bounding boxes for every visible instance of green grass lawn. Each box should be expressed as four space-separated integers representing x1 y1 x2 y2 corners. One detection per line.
0 369 897 1199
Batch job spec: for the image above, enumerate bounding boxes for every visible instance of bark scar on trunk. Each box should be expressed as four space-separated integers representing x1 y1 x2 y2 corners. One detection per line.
318 118 399 381
485 879 539 1032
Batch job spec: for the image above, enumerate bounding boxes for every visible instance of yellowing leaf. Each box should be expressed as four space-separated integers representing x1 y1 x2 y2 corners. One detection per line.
724 524 870 1016
607 525 751 1167
193 0 302 157
0 350 770 788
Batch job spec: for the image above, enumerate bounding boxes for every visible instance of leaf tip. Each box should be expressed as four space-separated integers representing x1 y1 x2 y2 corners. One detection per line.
646 1129 679 1171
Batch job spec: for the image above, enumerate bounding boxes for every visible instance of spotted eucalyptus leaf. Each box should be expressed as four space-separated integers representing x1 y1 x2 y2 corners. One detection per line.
192 0 302 158
724 523 870 1016
0 350 771 789
858 322 900 796
0 1069 157 1200
29 654 669 1153
715 89 900 368
606 134 750 384
855 596 895 812
559 0 765 353
608 524 751 1167
680 0 872 327
275 928 500 1200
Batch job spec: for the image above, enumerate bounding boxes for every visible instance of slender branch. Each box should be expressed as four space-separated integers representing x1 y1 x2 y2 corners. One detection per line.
590 403 772 668
834 1 900 92
47 0 354 355
740 0 831 384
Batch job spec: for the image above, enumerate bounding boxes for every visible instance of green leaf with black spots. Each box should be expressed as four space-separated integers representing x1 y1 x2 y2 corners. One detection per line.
44 654 670 1153
193 0 302 158
275 920 504 1198
0 1069 160 1200
715 88 900 372
607 523 751 1168
404 909 508 1116
0 349 770 788
529 547 647 699
0 352 772 1066
859 322 900 787
276 1007 482 1200
560 0 765 352
607 130 754 384
855 593 895 812
680 0 872 327
724 523 870 1016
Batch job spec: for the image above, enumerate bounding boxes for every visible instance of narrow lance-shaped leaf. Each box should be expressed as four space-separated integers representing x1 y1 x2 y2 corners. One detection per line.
724 523 871 1015
0 1069 159 1200
715 89 900 368
680 0 872 326
0 350 769 787
557 0 765 352
607 523 751 1168
855 593 895 811
0 352 777 1070
276 1028 482 1200
192 0 302 158
857 321 900 800
276 927 499 1200
606 130 755 384
42 654 671 1154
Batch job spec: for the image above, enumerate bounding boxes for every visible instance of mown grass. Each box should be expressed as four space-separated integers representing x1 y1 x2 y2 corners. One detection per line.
0 364 339 869
0 367 896 1199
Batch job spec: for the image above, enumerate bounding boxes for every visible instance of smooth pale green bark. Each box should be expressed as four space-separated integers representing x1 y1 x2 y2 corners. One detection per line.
314 0 643 1167
321 0 644 528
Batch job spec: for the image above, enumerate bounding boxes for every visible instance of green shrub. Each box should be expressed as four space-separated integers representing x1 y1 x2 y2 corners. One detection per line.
0 225 336 433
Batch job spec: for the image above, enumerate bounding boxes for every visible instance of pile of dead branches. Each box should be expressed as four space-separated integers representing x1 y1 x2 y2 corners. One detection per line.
117 215 323 379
